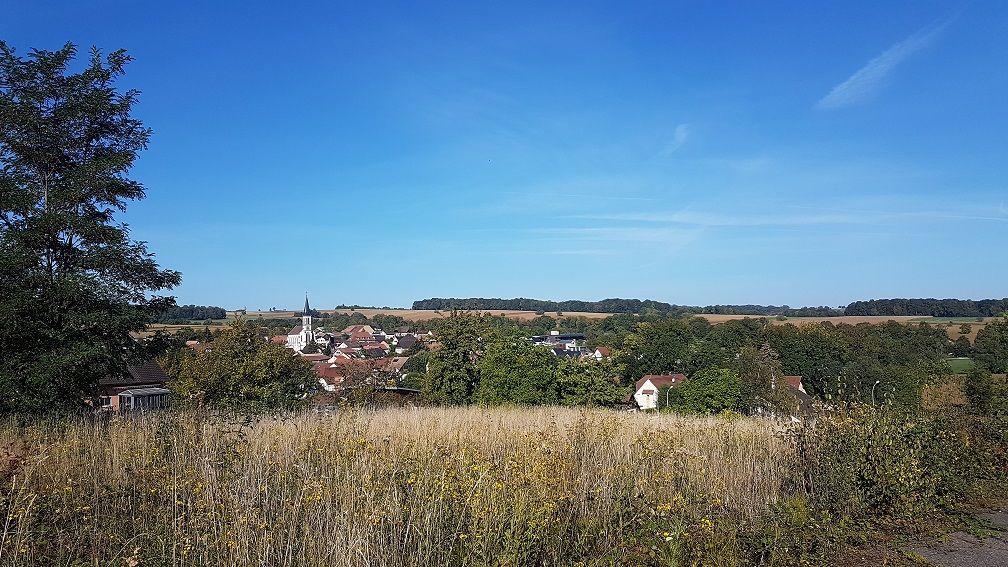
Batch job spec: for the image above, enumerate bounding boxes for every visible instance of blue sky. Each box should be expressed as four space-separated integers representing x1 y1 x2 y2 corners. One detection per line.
6 1 1007 310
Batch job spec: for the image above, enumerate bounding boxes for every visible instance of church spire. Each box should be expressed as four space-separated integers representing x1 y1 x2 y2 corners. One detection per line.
303 293 311 316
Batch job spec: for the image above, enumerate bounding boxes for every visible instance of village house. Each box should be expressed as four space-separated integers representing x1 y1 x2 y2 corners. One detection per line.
394 334 419 354
342 324 375 337
632 374 688 410
95 361 172 412
314 363 345 392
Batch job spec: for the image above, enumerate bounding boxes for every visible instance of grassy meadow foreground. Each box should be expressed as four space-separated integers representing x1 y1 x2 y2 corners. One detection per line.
1 406 1005 566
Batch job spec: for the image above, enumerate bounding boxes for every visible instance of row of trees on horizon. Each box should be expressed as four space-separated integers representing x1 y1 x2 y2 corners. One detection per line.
412 297 1008 317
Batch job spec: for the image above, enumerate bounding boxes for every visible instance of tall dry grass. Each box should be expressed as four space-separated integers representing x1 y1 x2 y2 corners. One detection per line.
0 408 799 566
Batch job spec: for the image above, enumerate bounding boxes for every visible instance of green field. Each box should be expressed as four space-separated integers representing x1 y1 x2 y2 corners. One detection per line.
945 357 976 373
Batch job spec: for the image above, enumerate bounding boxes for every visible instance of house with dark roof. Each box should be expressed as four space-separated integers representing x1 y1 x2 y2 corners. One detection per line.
95 361 172 412
394 334 419 354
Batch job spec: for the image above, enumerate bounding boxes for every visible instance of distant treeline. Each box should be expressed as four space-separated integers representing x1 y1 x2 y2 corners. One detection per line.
844 298 1008 318
158 305 227 322
412 298 841 317
413 297 677 314
703 305 842 317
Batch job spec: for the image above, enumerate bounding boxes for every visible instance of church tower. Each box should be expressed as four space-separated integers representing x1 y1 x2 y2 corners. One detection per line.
302 294 313 343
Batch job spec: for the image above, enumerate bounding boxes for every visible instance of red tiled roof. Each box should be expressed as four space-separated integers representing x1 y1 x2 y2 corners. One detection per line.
636 374 688 392
270 335 287 344
595 346 611 357
314 363 343 379
343 325 374 336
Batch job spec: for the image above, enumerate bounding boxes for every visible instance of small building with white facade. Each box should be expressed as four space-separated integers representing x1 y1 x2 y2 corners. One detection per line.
633 373 688 410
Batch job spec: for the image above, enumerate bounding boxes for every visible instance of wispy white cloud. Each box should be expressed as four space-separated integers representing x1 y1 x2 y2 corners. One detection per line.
576 206 1008 227
661 123 691 154
533 226 701 244
816 18 952 109
573 210 863 227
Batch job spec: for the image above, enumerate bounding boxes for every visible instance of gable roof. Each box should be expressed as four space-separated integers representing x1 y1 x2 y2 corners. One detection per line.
384 356 409 372
288 326 303 336
636 374 688 392
594 346 611 357
100 361 171 387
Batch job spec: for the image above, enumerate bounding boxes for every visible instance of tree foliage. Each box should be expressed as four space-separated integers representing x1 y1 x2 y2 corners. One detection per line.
168 319 315 412
0 42 179 413
158 304 226 322
555 357 627 407
666 368 743 414
475 336 558 405
413 297 841 317
845 298 1008 317
974 317 1008 373
423 312 485 404
733 343 796 414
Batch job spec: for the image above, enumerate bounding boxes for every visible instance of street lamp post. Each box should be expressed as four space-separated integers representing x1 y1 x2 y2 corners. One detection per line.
871 379 880 406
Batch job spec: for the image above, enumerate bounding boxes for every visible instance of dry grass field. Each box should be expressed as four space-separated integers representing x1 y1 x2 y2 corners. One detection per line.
0 405 1002 566
0 408 795 566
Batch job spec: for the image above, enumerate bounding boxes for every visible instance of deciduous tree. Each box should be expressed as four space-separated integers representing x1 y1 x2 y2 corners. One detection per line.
667 368 743 414
0 42 180 413
423 312 484 404
974 318 1008 373
475 335 557 405
555 357 627 407
170 319 315 412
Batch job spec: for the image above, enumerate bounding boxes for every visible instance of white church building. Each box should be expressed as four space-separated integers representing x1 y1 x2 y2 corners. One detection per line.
286 295 315 352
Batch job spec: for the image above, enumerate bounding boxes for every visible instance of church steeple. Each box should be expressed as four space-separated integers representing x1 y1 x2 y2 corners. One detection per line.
301 293 314 346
